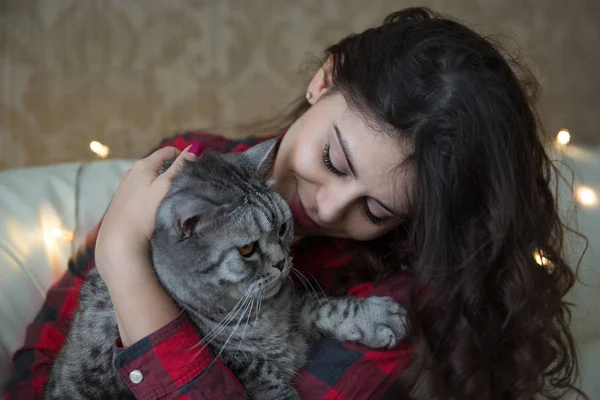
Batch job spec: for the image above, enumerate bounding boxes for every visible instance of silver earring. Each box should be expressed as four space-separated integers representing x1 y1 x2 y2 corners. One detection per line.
305 91 312 100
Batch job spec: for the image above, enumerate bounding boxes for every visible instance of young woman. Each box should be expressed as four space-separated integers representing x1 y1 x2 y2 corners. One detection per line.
6 7 583 400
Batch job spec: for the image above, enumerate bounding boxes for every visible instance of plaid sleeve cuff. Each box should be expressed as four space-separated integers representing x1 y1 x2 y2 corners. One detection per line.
113 313 244 399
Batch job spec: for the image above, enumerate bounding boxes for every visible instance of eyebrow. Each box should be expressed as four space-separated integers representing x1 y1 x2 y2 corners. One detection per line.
334 124 402 218
334 124 357 177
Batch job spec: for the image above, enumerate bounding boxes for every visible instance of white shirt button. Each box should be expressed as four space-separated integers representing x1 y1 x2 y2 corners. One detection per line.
129 370 144 384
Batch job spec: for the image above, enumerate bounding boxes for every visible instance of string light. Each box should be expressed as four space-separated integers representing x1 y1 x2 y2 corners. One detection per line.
90 141 110 158
533 248 554 273
533 249 550 267
39 207 75 278
576 186 598 207
45 228 74 241
556 129 571 145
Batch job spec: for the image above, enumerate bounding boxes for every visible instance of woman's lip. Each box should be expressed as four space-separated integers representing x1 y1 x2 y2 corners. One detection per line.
290 190 320 231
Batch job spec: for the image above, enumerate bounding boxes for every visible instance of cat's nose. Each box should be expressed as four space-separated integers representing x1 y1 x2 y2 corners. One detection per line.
273 260 285 272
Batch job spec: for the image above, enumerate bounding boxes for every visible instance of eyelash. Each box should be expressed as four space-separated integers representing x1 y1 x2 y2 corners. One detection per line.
362 199 386 224
322 144 345 177
322 143 386 225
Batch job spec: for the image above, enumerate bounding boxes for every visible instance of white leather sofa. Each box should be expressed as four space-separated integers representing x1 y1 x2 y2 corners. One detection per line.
1 147 599 398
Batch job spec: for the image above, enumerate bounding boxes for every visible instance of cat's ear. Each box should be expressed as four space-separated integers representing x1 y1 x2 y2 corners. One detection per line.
158 193 221 238
243 138 279 177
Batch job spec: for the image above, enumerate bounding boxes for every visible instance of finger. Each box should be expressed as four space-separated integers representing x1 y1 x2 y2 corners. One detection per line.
119 168 132 182
139 146 182 173
159 141 204 182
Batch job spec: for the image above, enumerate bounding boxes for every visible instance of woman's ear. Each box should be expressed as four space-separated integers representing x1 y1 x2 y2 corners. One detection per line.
306 56 334 104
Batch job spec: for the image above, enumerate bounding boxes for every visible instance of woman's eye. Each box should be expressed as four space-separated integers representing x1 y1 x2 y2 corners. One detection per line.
237 242 257 257
322 144 345 177
362 199 387 225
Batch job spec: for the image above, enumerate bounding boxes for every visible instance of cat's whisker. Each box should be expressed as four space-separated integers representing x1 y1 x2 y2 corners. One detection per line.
293 268 323 308
233 298 254 358
292 269 315 300
202 292 253 370
294 268 325 299
205 294 251 342
291 269 310 293
307 272 330 305
237 299 254 349
254 296 263 327
192 294 251 360
194 293 250 351
195 298 246 348
295 269 327 304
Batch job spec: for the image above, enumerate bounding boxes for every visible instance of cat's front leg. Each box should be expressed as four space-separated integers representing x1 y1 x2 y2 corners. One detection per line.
296 294 408 349
246 384 300 400
231 355 300 400
242 369 300 400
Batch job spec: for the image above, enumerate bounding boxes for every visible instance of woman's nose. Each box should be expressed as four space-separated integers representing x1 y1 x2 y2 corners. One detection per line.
315 184 355 224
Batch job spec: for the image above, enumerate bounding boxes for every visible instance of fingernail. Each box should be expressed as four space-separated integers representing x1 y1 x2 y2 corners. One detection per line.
188 142 204 157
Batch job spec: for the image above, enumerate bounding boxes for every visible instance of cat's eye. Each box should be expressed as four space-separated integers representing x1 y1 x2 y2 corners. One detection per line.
279 222 287 237
237 242 257 257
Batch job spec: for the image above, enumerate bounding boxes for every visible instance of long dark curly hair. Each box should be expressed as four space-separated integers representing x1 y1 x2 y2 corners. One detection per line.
247 6 586 399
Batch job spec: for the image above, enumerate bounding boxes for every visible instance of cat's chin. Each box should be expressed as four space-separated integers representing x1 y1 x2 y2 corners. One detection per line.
261 280 283 299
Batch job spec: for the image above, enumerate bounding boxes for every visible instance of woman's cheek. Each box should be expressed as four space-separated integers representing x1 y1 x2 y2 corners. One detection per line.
293 145 322 181
346 214 395 241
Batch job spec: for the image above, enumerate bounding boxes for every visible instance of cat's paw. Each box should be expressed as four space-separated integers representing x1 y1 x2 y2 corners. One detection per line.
352 296 408 349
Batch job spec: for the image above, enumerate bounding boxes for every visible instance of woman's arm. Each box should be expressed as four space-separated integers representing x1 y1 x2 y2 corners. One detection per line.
86 144 248 399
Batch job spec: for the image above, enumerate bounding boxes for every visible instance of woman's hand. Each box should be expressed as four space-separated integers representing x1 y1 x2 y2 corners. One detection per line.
95 142 204 346
96 143 202 278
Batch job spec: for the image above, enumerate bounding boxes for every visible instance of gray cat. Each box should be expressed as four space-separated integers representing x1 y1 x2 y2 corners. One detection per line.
42 139 408 400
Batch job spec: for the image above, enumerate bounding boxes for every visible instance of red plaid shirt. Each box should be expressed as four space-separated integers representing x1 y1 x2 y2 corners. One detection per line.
5 132 413 400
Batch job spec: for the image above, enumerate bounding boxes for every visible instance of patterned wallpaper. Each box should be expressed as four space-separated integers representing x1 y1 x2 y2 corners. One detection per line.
0 0 599 170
